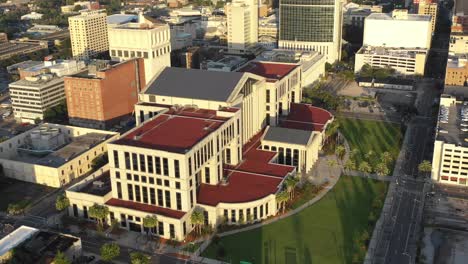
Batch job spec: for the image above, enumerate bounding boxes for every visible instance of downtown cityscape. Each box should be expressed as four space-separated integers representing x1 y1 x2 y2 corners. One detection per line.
0 0 466 264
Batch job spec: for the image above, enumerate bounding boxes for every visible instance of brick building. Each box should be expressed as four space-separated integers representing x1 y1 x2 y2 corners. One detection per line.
64 59 145 129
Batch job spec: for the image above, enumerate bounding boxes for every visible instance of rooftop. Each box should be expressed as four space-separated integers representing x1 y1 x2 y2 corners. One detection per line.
106 198 186 219
144 67 245 102
367 12 431 21
79 171 112 196
114 107 230 153
437 86 468 146
107 14 137 25
1 226 79 264
357 46 428 57
238 61 298 82
280 103 333 132
9 74 63 88
263 126 315 146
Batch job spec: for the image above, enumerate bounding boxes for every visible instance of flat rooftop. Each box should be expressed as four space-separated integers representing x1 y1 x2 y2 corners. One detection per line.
357 46 428 57
114 107 230 153
238 61 298 82
263 126 315 146
367 12 431 21
9 74 63 88
13 132 112 167
436 102 468 146
78 171 112 196
280 103 333 132
0 41 47 58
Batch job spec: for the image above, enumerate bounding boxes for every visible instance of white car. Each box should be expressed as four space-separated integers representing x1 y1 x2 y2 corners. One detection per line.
461 123 468 127
462 128 468 132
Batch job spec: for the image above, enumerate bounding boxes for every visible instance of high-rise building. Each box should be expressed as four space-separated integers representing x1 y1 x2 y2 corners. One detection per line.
278 0 343 63
108 13 171 84
226 0 259 53
69 10 109 60
418 0 438 33
64 59 146 129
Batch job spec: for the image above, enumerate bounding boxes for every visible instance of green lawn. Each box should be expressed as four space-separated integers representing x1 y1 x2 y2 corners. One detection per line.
202 176 388 264
338 118 402 163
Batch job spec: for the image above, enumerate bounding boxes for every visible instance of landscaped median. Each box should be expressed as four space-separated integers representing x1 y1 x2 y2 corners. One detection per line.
201 176 388 264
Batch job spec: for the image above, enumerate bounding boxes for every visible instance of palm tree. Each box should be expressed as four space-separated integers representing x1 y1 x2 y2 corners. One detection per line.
365 150 376 164
142 215 157 237
358 161 372 174
276 191 289 214
381 152 393 166
344 159 356 171
418 160 432 177
190 209 204 235
284 176 299 200
350 149 360 161
375 162 389 177
335 145 346 160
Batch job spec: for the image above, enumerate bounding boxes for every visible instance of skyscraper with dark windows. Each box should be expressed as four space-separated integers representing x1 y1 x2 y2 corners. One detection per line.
278 0 343 63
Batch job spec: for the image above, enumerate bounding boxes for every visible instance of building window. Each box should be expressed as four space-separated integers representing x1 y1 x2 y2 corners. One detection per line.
120 214 127 227
224 209 228 221
124 152 131 169
127 184 134 200
113 150 119 168
72 204 78 217
175 182 181 189
165 190 171 208
188 157 192 175
117 182 122 199
190 190 194 208
278 148 284 164
158 222 164 235
141 176 147 183
127 173 132 180
169 224 175 239
285 149 292 165
83 206 88 219
293 149 299 167
147 156 154 173
157 189 163 206
156 179 162 185
174 160 180 178
142 186 148 204
139 154 146 172
149 188 156 205
164 180 170 187
254 207 257 220
176 192 182 210
135 185 141 202
260 205 264 218
149 177 154 184
163 158 169 176
205 167 210 184
231 210 236 223
132 153 138 171
133 175 139 181
155 157 161 174
266 89 270 103
115 172 120 179
226 149 231 164
246 208 251 221
266 203 269 215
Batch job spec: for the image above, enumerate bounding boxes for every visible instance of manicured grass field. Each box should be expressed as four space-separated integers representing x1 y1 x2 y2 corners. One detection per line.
338 118 402 163
202 176 388 264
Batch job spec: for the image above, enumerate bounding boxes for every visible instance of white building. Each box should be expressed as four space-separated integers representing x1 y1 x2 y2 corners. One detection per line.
432 86 468 187
449 32 468 55
226 0 258 53
69 10 109 60
108 13 171 84
20 12 43 20
0 124 117 187
9 74 66 123
205 56 248 72
363 10 432 49
355 46 427 75
258 14 278 50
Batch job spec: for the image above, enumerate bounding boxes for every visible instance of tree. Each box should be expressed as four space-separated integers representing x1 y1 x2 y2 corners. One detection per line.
349 149 360 162
276 191 289 214
130 252 150 264
190 209 204 235
344 159 357 171
365 150 376 163
335 145 346 160
88 204 109 230
73 5 83 12
91 153 109 170
325 62 333 72
34 117 42 125
375 162 389 177
53 251 70 264
381 152 393 166
284 175 299 200
100 243 120 262
418 160 432 176
358 161 372 174
142 215 157 236
55 194 70 211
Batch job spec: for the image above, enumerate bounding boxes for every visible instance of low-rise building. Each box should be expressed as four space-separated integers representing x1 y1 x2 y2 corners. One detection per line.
258 14 277 50
445 54 468 86
449 32 468 55
344 7 372 28
256 49 326 88
9 74 66 123
355 46 428 76
18 59 86 79
432 86 468 186
26 24 63 37
0 124 117 187
204 56 248 72
451 13 468 33
20 12 43 20
0 39 48 61
64 59 146 129
0 226 82 263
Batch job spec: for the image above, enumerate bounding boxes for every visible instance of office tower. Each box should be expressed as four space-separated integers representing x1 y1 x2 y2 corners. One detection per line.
226 0 259 52
418 0 438 33
278 0 343 63
69 10 109 60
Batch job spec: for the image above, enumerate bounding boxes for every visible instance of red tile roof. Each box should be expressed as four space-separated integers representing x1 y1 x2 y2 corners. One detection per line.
197 171 283 206
106 198 186 219
238 61 298 82
114 108 230 153
280 103 333 132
